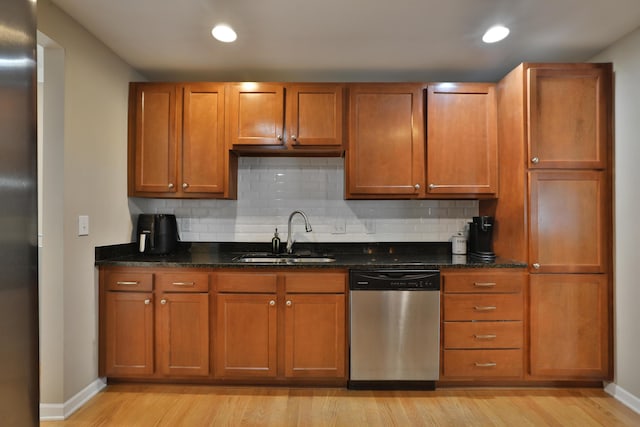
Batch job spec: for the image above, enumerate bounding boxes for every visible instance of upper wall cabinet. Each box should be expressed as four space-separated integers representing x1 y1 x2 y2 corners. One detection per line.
226 83 344 155
346 84 426 199
527 67 610 169
426 83 498 197
128 82 237 199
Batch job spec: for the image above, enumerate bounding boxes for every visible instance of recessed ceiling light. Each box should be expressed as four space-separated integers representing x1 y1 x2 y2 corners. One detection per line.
482 25 510 43
211 24 237 43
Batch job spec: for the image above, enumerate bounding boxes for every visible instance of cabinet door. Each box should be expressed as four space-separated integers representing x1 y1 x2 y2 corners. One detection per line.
215 293 277 378
284 294 346 378
157 293 209 377
181 83 226 194
529 274 610 379
346 84 425 198
104 292 154 376
426 83 497 196
132 83 178 193
226 83 285 146
285 84 343 148
529 171 608 273
527 66 610 169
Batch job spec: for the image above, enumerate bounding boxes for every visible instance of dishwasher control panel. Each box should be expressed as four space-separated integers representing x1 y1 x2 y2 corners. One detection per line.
350 270 440 291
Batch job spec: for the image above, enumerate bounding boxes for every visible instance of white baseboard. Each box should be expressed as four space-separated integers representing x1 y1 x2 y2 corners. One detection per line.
605 382 640 414
40 377 107 421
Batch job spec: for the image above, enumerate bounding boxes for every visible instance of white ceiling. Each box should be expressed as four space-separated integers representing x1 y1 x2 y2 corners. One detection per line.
50 0 640 82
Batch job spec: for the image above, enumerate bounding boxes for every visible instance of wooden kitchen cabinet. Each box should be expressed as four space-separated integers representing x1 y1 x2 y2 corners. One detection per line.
214 270 347 382
440 269 525 380
226 83 344 154
104 290 154 377
529 274 610 379
100 267 211 379
156 271 210 377
101 269 154 377
128 82 237 198
283 272 346 378
484 62 613 383
527 67 610 169
528 170 608 273
426 83 498 197
346 83 426 198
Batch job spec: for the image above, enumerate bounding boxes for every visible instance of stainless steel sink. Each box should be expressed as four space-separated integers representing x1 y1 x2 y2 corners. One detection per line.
233 254 336 264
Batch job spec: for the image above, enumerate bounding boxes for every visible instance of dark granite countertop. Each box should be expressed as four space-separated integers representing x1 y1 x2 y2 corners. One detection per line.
95 242 527 270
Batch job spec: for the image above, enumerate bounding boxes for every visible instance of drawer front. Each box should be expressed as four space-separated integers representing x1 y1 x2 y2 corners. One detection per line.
284 272 346 293
443 294 523 321
443 272 525 293
105 271 153 292
443 321 523 349
157 272 209 292
216 272 278 293
443 349 523 378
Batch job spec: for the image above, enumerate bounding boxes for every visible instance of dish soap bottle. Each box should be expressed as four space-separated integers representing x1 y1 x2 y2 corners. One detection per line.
271 228 281 254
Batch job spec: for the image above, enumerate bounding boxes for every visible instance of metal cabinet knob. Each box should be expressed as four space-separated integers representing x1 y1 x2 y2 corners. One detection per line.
291 135 298 142
414 184 421 190
144 299 151 305
269 300 276 306
531 157 540 164
286 300 292 307
168 183 174 189
532 263 541 269
182 183 189 189
428 184 435 190
277 135 283 142
161 299 167 305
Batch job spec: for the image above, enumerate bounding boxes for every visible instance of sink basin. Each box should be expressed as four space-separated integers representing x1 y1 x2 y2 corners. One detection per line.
233 254 336 264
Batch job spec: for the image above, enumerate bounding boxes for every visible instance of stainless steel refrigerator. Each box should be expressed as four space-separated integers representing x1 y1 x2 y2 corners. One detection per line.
0 0 39 425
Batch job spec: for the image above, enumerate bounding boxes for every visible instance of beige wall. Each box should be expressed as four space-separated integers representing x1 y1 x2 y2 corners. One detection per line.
592 27 640 400
37 0 143 403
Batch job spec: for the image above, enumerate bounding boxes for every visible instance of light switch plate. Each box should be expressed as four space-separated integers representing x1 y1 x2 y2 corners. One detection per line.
78 215 89 236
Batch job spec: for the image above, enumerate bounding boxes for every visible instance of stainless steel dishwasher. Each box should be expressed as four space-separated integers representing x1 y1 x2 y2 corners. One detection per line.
349 269 440 390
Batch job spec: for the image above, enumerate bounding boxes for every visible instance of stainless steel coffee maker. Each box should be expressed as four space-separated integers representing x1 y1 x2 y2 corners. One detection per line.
468 216 496 261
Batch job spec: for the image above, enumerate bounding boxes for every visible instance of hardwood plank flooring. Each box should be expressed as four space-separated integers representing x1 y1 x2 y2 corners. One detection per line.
41 384 640 426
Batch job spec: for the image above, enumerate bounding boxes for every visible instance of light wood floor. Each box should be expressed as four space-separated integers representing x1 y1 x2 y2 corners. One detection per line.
41 384 640 426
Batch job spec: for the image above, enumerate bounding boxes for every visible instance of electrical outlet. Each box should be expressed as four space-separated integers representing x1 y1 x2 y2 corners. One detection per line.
78 215 89 236
364 219 376 234
332 219 346 234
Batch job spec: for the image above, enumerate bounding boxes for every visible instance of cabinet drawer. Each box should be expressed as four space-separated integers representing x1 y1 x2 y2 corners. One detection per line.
443 349 523 378
105 271 153 292
284 272 346 293
443 294 523 321
443 321 523 349
443 272 525 293
157 272 209 292
216 272 277 293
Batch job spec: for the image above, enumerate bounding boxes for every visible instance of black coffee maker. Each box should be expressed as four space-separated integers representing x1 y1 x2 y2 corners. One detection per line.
468 216 496 261
136 214 179 255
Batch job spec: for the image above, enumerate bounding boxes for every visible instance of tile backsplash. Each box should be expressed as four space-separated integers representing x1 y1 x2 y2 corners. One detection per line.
129 157 478 243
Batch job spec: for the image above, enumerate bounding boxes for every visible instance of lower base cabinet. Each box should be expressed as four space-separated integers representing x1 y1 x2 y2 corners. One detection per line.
214 271 347 381
440 269 526 380
100 267 211 379
529 274 610 379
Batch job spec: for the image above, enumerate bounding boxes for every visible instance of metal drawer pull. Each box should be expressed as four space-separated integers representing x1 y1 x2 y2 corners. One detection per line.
116 281 139 286
474 282 497 287
474 306 497 311
475 362 497 368
474 334 497 340
172 281 195 287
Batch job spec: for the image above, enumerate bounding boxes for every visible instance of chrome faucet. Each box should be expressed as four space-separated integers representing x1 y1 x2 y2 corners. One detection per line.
286 210 312 254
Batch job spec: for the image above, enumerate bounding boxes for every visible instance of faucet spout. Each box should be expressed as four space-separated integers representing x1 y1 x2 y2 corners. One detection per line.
286 210 312 254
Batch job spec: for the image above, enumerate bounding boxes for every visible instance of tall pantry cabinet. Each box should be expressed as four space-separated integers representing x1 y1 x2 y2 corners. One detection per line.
483 63 613 380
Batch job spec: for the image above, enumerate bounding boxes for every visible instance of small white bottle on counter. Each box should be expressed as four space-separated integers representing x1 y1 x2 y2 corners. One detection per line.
451 232 467 255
